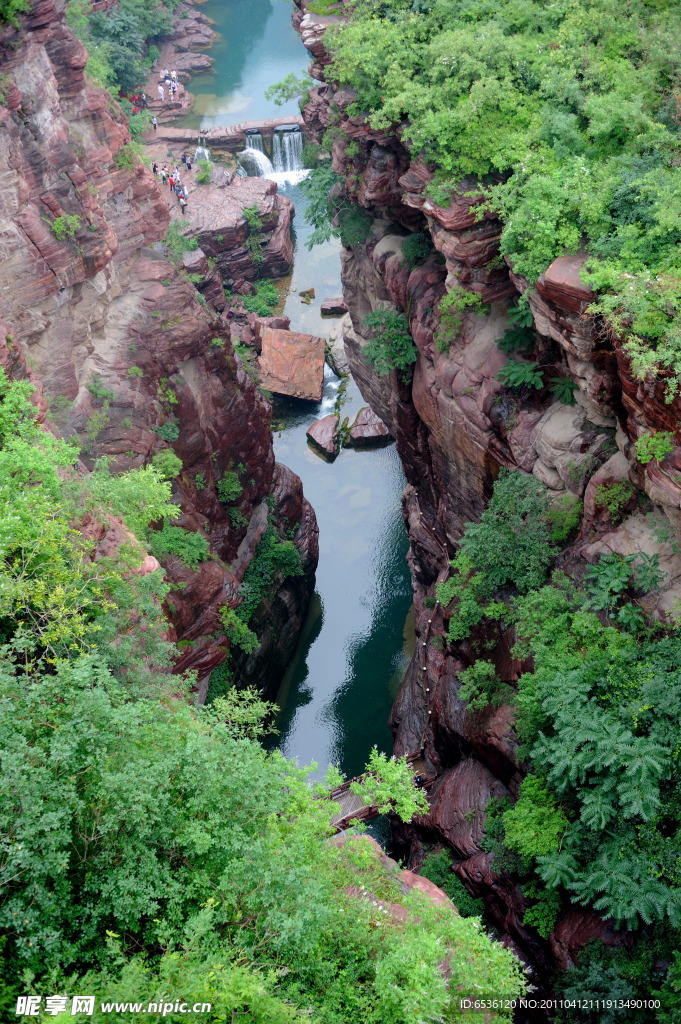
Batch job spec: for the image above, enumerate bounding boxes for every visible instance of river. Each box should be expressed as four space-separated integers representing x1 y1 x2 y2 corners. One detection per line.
179 0 414 782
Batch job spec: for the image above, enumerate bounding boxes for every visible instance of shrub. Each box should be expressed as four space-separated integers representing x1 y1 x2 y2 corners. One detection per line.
401 231 432 269
593 480 635 520
220 606 258 654
126 365 143 378
458 660 513 712
546 493 582 542
241 280 279 317
0 0 28 26
496 324 535 354
152 419 179 442
496 360 543 390
436 470 553 641
236 525 304 625
149 522 210 570
435 288 487 352
362 309 417 376
51 214 82 240
210 337 225 350
549 376 577 405
164 221 198 263
86 374 115 402
194 472 206 491
420 851 485 916
635 431 675 465
217 470 242 504
196 159 212 185
150 449 182 480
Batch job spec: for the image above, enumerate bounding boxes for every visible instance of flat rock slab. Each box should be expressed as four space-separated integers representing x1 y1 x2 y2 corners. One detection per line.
321 297 349 316
258 327 326 401
348 406 393 448
307 414 339 460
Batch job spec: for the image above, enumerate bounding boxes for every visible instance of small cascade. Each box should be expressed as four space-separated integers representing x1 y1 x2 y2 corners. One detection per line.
194 144 211 162
237 133 274 177
272 127 304 173
245 130 265 153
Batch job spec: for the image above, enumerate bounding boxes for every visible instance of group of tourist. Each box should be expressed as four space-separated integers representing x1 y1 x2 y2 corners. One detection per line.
157 68 180 104
152 159 191 215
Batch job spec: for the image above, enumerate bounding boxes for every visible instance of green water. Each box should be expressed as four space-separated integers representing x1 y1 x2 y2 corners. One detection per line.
268 182 414 782
181 0 311 130
180 9 415 783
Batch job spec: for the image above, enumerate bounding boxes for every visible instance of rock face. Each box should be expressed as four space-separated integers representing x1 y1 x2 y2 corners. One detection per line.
292 0 681 981
186 175 294 283
258 327 326 401
0 0 318 695
348 406 393 448
307 414 339 460
321 297 349 316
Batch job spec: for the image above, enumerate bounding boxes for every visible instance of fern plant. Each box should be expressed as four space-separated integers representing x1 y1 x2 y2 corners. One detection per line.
496 360 543 390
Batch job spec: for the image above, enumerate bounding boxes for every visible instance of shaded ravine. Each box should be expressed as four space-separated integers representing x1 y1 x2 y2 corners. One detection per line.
178 12 414 780
266 183 414 781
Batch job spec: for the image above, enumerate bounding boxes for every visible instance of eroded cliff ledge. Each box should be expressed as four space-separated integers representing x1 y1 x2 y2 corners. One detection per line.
0 0 317 694
293 0 681 980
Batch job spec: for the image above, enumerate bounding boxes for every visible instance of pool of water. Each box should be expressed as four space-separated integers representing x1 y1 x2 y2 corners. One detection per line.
181 0 312 130
178 17 415 783
267 182 414 780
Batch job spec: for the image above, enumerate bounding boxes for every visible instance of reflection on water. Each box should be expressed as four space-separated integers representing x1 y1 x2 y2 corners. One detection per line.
177 7 415 782
265 183 414 780
180 0 311 130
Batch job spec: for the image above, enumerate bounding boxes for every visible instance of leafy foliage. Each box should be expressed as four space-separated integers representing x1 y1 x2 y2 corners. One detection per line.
324 0 681 391
300 163 372 249
549 376 578 405
195 159 212 185
419 851 485 917
265 72 314 109
593 480 635 519
241 280 279 316
220 606 258 654
436 470 553 641
149 522 210 571
237 525 304 626
362 309 417 376
401 231 432 269
66 0 174 94
51 214 82 240
435 288 487 353
635 431 676 465
496 359 543 390
150 448 182 480
0 0 28 26
217 470 243 504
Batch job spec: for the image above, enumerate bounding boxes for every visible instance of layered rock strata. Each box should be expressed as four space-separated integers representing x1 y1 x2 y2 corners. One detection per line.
292 0 681 979
0 0 318 694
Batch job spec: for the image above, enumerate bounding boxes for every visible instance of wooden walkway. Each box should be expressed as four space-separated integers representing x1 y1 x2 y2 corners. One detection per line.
326 754 435 832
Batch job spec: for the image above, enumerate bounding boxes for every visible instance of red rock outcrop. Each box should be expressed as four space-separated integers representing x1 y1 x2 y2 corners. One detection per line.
0 0 318 694
293 0 681 983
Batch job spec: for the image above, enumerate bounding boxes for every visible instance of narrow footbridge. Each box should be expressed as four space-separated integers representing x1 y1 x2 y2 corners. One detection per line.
326 754 435 832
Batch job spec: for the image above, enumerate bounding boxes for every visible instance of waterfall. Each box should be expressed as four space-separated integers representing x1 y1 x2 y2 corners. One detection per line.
194 144 211 162
237 133 274 177
245 131 265 153
272 128 304 172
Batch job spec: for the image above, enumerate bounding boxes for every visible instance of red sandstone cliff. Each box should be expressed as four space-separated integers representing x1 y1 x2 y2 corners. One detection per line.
0 0 318 693
292 0 681 980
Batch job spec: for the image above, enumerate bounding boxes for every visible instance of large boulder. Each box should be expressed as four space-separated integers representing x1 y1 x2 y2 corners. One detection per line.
347 406 393 448
306 414 339 460
257 326 326 401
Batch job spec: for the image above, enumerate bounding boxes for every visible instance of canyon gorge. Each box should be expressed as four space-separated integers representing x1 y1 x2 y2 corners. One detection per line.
3 0 681 1018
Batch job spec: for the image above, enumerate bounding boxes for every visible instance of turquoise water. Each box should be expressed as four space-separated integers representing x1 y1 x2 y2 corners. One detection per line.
181 0 311 130
267 182 414 781
180 11 415 782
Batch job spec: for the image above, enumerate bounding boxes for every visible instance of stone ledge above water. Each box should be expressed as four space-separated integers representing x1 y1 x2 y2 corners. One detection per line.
154 115 306 155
